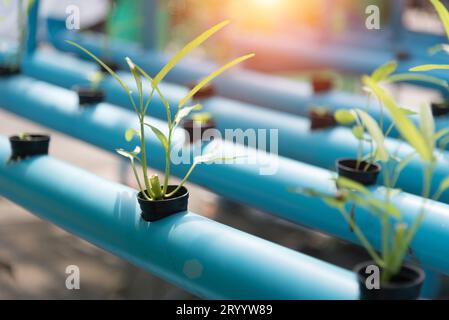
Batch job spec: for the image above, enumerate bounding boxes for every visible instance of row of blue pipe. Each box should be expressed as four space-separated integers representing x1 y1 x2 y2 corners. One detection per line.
0 136 358 299
19 50 449 205
1 75 449 278
45 18 449 125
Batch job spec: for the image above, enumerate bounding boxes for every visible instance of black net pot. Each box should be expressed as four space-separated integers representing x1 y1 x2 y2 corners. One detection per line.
309 108 337 130
74 86 105 106
137 186 189 222
431 102 449 117
182 118 217 144
9 134 50 160
336 159 381 186
354 261 425 300
0 65 20 77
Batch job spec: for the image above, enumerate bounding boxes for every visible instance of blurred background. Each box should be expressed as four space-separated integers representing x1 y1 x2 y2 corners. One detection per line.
1 0 449 299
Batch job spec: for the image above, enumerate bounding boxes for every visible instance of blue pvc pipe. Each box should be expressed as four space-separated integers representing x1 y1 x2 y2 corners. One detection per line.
46 21 449 116
1 76 449 278
0 137 358 300
19 53 449 204
25 0 39 55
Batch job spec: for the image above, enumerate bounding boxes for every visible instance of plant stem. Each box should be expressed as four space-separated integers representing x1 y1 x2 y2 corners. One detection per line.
165 162 198 198
162 131 172 195
139 118 153 199
340 208 384 267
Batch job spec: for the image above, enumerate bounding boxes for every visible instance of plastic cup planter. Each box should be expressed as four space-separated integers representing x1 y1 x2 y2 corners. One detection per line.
8 134 50 161
73 71 106 106
311 74 334 94
65 20 254 222
308 107 337 131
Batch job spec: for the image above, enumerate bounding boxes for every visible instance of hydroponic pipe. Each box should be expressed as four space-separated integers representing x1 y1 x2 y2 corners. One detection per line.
0 137 358 300
1 76 449 277
45 20 449 117
25 0 39 55
19 57 449 204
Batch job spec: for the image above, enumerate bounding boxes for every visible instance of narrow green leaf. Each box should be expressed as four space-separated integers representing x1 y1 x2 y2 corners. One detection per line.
65 40 132 95
144 123 169 151
352 125 365 140
173 104 202 128
398 107 417 116
371 60 397 82
356 109 388 162
116 146 141 160
429 43 449 55
394 152 416 176
336 177 370 195
178 53 255 109
419 103 435 150
363 76 433 162
430 0 449 40
410 64 449 72
434 127 449 141
434 176 449 200
125 57 143 109
334 109 356 125
153 20 230 88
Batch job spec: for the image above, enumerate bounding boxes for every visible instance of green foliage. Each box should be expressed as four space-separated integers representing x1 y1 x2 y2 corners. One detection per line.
67 21 254 201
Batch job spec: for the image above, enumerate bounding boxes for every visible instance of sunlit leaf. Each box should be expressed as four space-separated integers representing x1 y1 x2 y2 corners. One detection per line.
410 64 449 72
178 53 255 109
125 128 139 142
386 73 449 93
153 20 230 89
419 103 435 150
173 104 202 128
356 109 388 162
126 57 143 109
363 76 433 162
430 0 449 40
65 40 132 95
334 109 356 125
144 123 169 151
429 43 449 55
336 177 370 195
116 146 141 160
371 60 397 82
352 125 365 140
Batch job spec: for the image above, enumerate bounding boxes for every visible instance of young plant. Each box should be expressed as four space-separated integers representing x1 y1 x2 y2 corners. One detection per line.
66 20 254 201
298 74 449 284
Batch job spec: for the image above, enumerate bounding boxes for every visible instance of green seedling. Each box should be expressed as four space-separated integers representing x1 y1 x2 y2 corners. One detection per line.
66 20 254 201
297 74 449 284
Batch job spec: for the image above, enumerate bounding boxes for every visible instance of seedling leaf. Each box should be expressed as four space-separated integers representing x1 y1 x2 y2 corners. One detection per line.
153 20 230 88
430 0 449 40
334 109 356 125
125 128 139 142
144 123 169 151
356 109 389 162
362 76 433 162
371 61 397 82
173 104 202 128
410 64 449 72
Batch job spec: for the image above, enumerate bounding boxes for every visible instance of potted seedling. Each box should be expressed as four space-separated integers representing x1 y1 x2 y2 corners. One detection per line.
182 111 217 144
409 0 449 117
333 108 382 186
308 106 337 130
67 20 254 221
73 71 105 106
296 73 449 299
0 0 34 76
9 133 50 161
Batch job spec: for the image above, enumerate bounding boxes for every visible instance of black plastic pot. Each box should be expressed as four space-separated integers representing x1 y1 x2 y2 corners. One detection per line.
431 101 449 117
309 108 337 130
354 261 425 300
0 65 20 77
336 159 381 186
137 186 189 222
9 134 50 161
182 118 217 143
311 75 334 94
395 50 411 61
74 86 105 105
187 82 215 100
